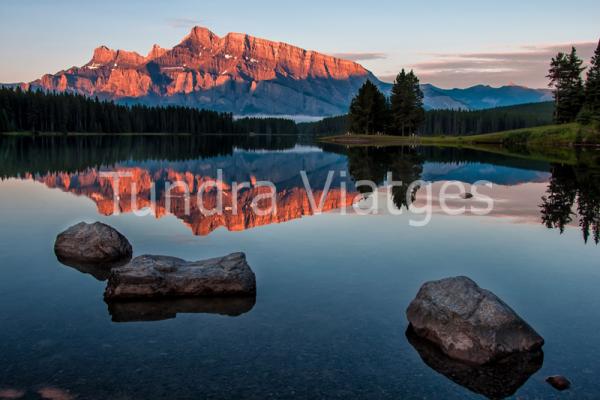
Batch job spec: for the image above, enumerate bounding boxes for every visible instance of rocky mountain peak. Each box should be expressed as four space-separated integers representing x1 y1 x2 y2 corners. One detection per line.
147 44 167 60
182 26 219 49
90 45 117 64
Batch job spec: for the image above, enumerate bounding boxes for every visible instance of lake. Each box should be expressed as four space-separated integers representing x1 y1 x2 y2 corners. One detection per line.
0 134 599 399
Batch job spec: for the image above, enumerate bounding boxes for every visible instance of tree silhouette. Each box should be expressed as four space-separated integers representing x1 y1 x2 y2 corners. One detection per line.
348 80 389 134
547 47 585 123
583 39 600 121
390 69 425 136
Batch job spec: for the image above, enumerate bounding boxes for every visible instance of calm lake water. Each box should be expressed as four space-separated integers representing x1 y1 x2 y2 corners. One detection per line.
0 134 599 399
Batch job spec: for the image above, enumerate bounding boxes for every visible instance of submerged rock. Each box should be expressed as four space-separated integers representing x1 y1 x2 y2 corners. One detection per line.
546 375 571 391
407 326 543 399
54 222 132 266
107 296 256 322
104 252 256 300
406 276 544 365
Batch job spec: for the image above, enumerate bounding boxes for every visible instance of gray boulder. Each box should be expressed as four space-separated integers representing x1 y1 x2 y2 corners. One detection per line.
104 252 256 300
406 276 544 365
54 222 132 265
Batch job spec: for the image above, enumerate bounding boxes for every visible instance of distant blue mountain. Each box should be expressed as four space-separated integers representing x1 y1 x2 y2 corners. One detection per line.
418 84 553 110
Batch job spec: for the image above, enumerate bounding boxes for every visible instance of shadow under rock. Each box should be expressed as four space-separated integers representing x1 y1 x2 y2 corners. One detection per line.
406 326 544 399
56 256 130 281
106 295 257 322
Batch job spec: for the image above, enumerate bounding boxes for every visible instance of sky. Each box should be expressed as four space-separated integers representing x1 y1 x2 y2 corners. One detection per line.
1 0 598 88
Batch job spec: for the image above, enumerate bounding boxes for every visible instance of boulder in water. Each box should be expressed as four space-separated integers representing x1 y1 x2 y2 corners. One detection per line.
104 252 256 300
406 276 544 365
54 222 132 266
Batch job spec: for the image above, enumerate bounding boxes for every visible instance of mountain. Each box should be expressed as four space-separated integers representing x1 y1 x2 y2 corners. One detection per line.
27 26 379 116
22 26 552 116
421 84 552 110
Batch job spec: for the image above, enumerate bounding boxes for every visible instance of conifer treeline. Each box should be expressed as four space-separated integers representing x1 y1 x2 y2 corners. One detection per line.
0 88 296 134
419 102 554 136
234 117 298 134
298 102 554 136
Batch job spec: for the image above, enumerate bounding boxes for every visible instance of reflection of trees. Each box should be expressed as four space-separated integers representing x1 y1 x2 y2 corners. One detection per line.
540 165 577 233
540 164 600 244
0 134 300 178
346 146 424 209
576 168 600 244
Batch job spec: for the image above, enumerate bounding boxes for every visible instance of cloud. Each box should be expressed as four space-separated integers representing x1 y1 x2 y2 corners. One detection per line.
332 52 387 61
166 18 204 28
410 41 598 88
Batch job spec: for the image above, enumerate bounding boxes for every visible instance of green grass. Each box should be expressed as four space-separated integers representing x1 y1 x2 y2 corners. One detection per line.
320 123 600 147
320 123 600 167
459 123 600 146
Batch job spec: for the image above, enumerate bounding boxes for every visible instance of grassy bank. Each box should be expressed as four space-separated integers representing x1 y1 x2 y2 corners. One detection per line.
319 123 600 148
320 123 600 167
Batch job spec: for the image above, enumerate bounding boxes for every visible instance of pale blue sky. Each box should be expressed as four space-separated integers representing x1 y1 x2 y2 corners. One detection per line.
1 0 598 87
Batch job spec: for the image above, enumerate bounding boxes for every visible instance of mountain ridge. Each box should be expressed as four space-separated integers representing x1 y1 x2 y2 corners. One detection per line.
13 26 551 116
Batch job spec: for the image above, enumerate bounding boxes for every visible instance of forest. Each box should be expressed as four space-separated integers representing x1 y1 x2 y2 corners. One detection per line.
0 88 297 134
298 102 554 136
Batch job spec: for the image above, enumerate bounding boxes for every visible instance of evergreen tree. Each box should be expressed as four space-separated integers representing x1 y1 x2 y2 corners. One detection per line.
584 39 600 119
348 80 389 134
389 69 425 136
548 47 585 123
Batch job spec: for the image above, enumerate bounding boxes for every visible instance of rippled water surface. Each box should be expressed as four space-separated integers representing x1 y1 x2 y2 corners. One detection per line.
0 135 599 399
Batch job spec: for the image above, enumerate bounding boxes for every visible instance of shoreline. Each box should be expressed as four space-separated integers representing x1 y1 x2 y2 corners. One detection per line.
318 123 600 148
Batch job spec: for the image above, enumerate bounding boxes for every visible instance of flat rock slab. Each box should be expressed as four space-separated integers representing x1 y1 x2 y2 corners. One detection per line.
406 276 544 365
54 221 132 265
104 252 256 300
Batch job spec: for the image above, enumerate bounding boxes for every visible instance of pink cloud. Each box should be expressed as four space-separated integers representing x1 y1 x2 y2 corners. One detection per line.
409 41 598 88
332 52 387 61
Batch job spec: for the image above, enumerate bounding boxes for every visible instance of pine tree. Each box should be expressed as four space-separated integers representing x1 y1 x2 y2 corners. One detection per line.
566 47 586 120
348 80 388 134
548 47 585 123
408 71 425 134
584 39 600 119
390 69 425 136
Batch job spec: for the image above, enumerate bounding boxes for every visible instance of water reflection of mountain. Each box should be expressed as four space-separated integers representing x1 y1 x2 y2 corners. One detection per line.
32 150 353 236
422 162 550 185
2 135 599 242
